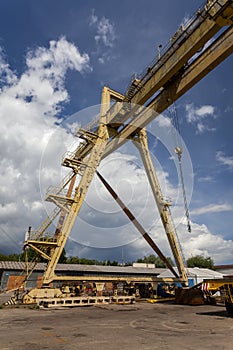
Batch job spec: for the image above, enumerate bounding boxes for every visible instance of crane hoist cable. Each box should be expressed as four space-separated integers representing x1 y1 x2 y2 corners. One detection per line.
168 101 192 233
167 205 187 267
175 147 192 233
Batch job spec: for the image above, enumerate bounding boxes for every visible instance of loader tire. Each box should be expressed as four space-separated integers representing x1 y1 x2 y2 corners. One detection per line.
225 301 233 317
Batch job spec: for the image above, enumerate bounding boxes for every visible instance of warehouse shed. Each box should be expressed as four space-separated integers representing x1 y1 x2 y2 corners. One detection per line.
158 267 224 286
0 261 166 291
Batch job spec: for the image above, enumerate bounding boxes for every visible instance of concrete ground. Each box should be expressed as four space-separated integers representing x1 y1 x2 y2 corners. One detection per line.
0 302 232 350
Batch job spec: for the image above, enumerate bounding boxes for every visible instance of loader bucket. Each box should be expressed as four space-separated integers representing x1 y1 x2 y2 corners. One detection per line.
175 287 205 305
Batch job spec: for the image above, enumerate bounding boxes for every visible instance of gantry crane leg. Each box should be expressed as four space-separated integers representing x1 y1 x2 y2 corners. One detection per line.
42 87 111 284
133 128 188 286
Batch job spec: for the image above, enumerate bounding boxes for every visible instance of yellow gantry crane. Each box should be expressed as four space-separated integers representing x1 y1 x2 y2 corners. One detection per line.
23 0 233 302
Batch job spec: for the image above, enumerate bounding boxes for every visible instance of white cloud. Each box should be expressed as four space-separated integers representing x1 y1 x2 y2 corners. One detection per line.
195 105 214 117
89 10 116 64
93 16 115 48
198 176 214 183
0 37 90 252
216 151 233 172
180 222 233 264
0 48 17 86
89 10 98 26
122 217 233 265
185 103 216 134
191 203 233 216
156 114 171 128
98 57 105 64
6 36 91 115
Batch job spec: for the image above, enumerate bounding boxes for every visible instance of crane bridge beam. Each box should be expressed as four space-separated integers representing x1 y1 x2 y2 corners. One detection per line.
103 25 233 158
108 0 233 123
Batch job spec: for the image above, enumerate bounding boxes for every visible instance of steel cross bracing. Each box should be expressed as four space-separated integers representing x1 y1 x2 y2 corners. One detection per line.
24 0 233 286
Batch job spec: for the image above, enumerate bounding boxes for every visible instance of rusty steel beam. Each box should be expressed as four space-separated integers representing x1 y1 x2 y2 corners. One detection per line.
96 171 179 278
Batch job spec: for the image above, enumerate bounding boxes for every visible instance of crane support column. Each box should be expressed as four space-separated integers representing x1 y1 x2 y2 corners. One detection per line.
133 128 188 286
42 87 111 284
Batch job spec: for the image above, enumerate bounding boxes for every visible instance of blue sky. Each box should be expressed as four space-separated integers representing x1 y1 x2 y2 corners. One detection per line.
0 0 233 264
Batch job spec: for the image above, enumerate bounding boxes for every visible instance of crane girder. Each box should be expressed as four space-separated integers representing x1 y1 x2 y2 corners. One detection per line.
107 0 233 126
102 25 233 158
131 0 233 106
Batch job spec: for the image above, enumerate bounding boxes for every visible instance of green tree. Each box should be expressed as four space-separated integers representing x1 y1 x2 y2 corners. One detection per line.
66 256 98 265
66 256 80 264
137 254 174 268
0 252 21 261
105 260 119 266
19 247 67 263
186 255 214 269
0 252 9 261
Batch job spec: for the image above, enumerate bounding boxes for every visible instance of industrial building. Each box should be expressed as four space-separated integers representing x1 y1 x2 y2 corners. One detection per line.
0 261 165 292
158 267 224 286
0 261 225 292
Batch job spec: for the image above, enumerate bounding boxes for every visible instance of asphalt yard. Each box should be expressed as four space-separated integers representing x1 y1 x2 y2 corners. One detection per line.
0 301 232 350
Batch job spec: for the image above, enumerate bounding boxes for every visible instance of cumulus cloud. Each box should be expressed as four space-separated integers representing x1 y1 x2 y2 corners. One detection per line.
216 151 233 172
5 37 91 115
117 217 233 265
0 37 90 252
185 103 216 134
0 48 17 86
180 222 233 264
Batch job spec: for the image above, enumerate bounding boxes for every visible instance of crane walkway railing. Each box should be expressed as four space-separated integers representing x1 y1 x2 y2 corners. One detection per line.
30 206 61 240
125 0 228 101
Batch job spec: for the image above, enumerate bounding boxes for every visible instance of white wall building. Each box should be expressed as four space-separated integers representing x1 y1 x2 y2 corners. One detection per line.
158 267 224 285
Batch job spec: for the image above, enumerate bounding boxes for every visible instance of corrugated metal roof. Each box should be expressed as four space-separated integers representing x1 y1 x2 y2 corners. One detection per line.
158 267 224 278
0 261 45 271
0 261 165 275
56 263 165 275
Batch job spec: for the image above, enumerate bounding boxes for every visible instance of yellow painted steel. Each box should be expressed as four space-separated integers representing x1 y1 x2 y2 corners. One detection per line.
202 278 233 315
203 279 233 291
103 26 233 158
133 129 188 286
147 297 175 303
42 88 111 284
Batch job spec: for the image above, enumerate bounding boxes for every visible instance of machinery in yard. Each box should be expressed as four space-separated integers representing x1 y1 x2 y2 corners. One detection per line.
202 279 233 316
5 0 233 307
